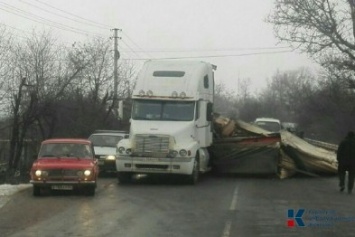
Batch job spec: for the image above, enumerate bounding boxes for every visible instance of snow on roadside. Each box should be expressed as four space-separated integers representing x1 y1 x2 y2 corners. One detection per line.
0 184 31 209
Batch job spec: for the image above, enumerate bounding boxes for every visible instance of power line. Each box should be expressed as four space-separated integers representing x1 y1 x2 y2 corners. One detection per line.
34 0 113 29
120 39 151 60
20 0 151 59
117 46 293 53
121 31 154 59
0 2 108 38
127 50 295 60
19 0 110 30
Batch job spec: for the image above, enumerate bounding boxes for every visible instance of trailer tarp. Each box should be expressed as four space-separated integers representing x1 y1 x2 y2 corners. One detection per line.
211 116 338 178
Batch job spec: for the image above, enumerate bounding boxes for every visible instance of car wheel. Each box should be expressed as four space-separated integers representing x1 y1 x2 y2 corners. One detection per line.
85 186 96 196
186 157 199 185
117 172 132 184
33 186 41 196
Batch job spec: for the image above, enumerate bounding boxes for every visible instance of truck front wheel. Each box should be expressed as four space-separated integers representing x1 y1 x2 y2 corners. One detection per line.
186 157 199 185
117 172 132 184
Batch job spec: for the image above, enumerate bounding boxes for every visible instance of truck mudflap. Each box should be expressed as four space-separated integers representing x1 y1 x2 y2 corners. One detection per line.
210 134 281 175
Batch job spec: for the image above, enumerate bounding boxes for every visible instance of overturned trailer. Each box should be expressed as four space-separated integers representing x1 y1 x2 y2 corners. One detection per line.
210 116 338 179
279 130 337 179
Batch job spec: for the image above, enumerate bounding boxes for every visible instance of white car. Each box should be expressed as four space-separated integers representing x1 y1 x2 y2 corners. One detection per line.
88 130 129 173
254 118 281 132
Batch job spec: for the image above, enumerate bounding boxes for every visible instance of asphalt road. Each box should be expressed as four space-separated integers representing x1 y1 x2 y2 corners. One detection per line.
1 173 355 237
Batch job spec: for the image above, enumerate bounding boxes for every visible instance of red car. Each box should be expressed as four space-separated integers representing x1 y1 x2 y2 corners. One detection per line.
30 138 99 196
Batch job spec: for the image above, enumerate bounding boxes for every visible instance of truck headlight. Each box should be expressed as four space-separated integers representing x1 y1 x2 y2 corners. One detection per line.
118 147 125 154
84 170 91 176
169 150 178 158
35 170 42 177
126 149 132 155
179 149 187 157
139 90 145 96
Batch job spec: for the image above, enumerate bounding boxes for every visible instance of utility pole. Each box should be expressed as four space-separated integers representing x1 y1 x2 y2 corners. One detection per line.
111 28 121 118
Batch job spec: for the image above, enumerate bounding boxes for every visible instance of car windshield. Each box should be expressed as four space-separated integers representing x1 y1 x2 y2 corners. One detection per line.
132 100 195 121
255 121 281 132
88 135 124 147
38 143 93 158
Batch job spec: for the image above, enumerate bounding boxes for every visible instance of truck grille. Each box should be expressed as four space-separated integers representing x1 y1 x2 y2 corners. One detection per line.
135 164 169 170
134 134 170 157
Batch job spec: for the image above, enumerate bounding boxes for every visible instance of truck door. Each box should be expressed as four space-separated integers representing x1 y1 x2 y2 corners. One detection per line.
195 100 213 147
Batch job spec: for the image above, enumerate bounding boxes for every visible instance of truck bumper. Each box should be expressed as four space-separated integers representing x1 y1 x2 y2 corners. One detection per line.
116 156 194 175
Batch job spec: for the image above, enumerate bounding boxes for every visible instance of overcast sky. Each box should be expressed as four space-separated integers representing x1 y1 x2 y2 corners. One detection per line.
0 0 318 93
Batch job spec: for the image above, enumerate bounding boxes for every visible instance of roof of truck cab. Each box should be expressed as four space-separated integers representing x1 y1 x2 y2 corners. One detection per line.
133 60 215 100
41 138 92 145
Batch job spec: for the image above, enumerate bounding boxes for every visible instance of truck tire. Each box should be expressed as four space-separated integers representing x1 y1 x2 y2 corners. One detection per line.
33 186 41 196
186 157 199 185
117 172 132 184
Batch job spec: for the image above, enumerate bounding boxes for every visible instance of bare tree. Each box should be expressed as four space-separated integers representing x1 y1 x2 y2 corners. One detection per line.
268 0 355 86
214 83 239 118
260 68 316 121
2 30 92 175
0 26 13 114
64 39 137 131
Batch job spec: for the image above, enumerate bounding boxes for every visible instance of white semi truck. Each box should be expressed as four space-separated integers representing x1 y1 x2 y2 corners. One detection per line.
115 60 216 184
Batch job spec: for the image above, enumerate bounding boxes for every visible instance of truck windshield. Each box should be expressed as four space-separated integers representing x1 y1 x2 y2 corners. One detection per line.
132 100 195 121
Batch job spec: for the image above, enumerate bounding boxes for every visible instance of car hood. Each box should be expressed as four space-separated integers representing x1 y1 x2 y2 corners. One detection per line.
93 147 116 156
33 158 95 170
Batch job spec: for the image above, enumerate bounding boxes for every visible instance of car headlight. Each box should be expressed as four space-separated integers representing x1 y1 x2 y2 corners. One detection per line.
84 170 91 176
106 155 116 160
35 170 48 177
35 170 42 177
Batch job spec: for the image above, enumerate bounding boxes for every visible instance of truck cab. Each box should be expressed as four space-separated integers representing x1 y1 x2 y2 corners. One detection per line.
115 60 216 184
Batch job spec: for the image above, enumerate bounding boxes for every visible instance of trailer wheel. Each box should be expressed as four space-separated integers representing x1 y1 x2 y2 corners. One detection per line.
186 157 199 185
117 172 132 184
